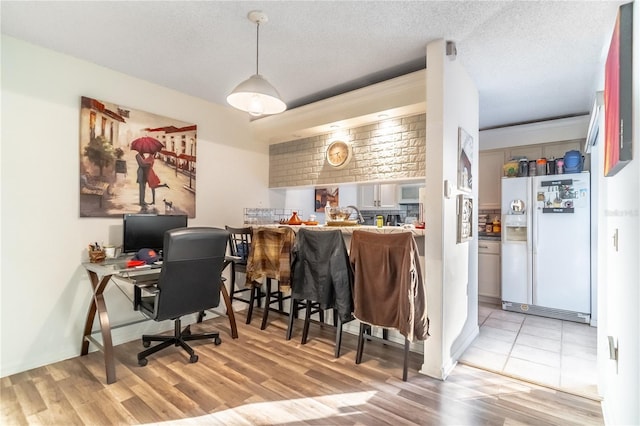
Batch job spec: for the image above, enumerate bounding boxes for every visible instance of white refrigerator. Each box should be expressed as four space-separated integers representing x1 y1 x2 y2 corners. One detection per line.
501 172 591 323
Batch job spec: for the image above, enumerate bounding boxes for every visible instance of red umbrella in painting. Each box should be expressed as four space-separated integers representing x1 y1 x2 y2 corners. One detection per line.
130 137 164 154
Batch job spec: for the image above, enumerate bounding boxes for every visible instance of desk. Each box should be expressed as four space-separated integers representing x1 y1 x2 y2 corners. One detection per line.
81 257 238 384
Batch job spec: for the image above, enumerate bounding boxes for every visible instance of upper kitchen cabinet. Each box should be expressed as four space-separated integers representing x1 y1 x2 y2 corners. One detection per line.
505 140 584 163
359 183 398 209
397 182 424 204
507 145 542 162
480 140 587 209
542 140 584 163
479 150 505 209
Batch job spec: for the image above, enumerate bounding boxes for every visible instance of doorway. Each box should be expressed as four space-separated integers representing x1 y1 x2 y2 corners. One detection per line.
460 302 598 399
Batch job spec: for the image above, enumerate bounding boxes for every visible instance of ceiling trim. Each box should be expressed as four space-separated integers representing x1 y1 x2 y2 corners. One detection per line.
250 70 426 145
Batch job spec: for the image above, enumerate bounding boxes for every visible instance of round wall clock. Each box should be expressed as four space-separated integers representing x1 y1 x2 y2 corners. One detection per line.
325 140 353 168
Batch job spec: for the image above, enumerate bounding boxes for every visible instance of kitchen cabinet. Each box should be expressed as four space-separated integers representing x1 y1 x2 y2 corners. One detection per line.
478 240 501 302
508 145 542 163
542 141 580 159
480 140 588 210
479 150 505 209
359 183 397 209
397 183 424 204
505 140 584 163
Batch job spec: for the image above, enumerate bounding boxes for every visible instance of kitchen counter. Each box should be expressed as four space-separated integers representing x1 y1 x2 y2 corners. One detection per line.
246 222 426 348
248 224 425 237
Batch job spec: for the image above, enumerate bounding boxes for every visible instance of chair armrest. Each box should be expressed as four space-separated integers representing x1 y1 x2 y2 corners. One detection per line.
223 256 243 273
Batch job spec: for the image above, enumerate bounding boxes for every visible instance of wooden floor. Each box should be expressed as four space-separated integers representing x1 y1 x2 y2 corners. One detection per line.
1 310 604 425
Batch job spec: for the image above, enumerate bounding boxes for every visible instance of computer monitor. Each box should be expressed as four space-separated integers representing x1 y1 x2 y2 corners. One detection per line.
122 214 188 254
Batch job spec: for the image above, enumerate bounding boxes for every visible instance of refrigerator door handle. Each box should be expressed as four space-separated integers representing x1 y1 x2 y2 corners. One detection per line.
531 181 538 255
528 177 535 305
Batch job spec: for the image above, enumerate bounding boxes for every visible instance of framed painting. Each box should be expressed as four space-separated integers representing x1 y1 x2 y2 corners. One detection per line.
457 127 473 192
79 96 197 218
315 187 339 212
604 2 633 177
457 194 473 243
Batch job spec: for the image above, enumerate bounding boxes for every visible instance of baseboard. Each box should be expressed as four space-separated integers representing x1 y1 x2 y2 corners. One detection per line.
478 295 501 306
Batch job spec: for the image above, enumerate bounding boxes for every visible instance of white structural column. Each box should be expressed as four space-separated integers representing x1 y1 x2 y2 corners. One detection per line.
421 39 480 380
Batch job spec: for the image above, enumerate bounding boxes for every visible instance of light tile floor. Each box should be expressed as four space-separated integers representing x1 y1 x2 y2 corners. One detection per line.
459 303 598 398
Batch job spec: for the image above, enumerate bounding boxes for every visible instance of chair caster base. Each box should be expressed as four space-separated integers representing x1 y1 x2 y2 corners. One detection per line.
189 354 198 363
214 336 222 345
138 358 148 367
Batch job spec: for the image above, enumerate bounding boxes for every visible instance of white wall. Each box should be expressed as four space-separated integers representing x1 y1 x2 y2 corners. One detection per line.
0 36 270 377
422 40 480 379
596 2 640 423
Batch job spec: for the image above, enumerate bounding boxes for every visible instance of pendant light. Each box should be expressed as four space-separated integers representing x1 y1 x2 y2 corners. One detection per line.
227 11 286 117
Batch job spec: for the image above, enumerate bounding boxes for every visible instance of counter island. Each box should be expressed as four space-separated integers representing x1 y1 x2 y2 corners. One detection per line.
248 223 425 238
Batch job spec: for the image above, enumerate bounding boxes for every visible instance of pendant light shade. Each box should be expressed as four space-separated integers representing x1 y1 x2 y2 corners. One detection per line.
227 74 286 116
227 11 286 116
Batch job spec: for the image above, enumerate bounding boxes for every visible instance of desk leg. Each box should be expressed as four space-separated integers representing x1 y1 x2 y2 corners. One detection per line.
81 271 117 384
220 284 238 339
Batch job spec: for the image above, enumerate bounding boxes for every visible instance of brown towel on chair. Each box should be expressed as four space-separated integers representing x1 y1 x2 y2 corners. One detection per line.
350 230 429 342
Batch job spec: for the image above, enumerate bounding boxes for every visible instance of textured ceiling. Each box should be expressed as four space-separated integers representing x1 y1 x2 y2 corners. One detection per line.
1 1 624 129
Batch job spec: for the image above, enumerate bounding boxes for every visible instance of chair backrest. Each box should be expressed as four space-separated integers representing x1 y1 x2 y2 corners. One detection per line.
245 226 295 289
225 226 252 264
291 228 353 321
154 227 229 321
349 230 428 342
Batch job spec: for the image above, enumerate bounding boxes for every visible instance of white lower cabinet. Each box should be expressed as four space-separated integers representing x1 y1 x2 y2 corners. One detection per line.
478 241 501 301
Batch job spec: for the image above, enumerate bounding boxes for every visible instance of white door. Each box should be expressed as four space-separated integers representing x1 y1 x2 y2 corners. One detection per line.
532 173 591 313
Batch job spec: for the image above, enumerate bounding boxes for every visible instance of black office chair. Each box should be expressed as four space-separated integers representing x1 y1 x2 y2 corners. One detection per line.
286 228 354 358
134 227 229 366
224 226 262 323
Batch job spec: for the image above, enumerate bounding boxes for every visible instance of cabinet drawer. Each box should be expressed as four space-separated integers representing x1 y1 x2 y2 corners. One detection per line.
478 241 500 254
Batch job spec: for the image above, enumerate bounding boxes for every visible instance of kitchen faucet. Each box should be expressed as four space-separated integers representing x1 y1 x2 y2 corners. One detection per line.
346 205 365 224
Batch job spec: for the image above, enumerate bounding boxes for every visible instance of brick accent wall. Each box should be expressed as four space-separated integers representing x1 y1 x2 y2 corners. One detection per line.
269 113 426 188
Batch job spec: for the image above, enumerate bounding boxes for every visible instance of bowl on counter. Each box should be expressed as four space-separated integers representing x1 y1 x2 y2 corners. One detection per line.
326 207 353 221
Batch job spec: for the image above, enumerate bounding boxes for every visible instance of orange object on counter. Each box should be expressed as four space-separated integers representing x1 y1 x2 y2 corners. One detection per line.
288 211 302 225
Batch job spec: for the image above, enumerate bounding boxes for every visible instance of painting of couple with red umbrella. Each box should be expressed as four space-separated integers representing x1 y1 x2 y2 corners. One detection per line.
79 96 197 218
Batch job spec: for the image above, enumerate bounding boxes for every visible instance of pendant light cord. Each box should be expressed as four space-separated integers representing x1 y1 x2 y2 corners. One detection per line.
255 20 260 75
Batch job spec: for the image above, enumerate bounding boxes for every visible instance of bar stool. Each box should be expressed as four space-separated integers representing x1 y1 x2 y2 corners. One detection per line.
245 226 295 329
349 230 429 381
224 226 262 323
286 228 353 358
